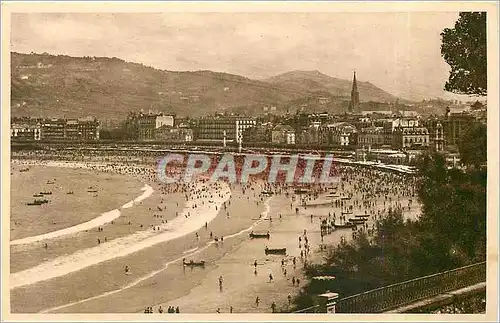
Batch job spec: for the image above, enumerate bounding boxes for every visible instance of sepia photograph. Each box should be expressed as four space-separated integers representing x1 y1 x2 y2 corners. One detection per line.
1 1 498 321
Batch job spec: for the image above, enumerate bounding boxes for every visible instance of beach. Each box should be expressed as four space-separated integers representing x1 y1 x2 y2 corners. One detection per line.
9 158 420 313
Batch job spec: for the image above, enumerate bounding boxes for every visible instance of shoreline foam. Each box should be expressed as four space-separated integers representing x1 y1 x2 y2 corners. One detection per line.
10 184 154 246
40 195 272 314
11 182 231 289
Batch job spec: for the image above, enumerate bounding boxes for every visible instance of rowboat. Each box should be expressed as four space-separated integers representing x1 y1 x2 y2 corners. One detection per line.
348 218 367 224
249 231 270 239
40 191 52 195
354 214 370 218
182 258 206 267
33 194 43 197
27 199 49 206
265 247 286 255
332 222 356 229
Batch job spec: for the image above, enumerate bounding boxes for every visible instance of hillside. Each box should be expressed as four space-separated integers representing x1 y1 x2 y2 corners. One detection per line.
262 70 398 103
11 53 401 120
11 52 308 119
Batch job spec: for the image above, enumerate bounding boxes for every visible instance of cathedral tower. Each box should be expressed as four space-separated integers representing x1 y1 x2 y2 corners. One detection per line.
348 71 360 112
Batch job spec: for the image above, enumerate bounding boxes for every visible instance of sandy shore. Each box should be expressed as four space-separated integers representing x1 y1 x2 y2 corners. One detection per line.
11 181 230 288
10 159 420 314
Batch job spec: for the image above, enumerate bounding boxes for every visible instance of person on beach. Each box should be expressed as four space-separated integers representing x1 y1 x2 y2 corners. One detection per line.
176 307 180 313
230 306 233 313
158 306 163 313
271 302 276 313
124 266 129 274
255 296 260 307
269 273 274 282
254 260 258 268
219 275 223 291
292 276 296 286
216 308 221 313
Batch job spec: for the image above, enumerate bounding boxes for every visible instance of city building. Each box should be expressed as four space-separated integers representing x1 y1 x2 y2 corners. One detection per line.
137 114 156 141
242 123 272 143
271 125 296 145
326 122 358 146
195 116 256 142
77 117 100 141
11 122 41 141
424 119 445 152
156 125 193 142
155 115 175 128
358 126 385 147
124 112 175 141
41 118 66 140
11 117 99 141
392 126 430 149
297 123 321 145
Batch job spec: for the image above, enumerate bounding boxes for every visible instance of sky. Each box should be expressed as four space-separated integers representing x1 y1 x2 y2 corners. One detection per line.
10 12 474 101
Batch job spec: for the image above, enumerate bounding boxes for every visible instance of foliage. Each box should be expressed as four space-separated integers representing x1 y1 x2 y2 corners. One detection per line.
441 12 487 96
457 122 487 168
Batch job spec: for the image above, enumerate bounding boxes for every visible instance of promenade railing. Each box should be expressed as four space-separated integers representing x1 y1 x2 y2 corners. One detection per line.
334 261 486 313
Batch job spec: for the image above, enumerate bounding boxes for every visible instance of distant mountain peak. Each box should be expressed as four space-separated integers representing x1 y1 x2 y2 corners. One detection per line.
262 70 398 103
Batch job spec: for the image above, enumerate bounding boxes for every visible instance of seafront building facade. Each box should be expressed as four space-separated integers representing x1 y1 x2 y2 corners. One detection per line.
11 117 100 141
194 116 256 142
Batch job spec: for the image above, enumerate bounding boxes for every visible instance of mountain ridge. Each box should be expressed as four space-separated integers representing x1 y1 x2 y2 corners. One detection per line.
10 52 404 120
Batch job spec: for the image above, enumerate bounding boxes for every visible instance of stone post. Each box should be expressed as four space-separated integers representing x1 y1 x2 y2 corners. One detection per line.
317 292 339 313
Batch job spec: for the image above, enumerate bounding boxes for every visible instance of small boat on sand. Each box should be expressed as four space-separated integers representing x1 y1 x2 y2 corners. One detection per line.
294 188 310 194
265 247 286 255
182 258 206 267
262 190 274 196
33 194 43 197
40 191 52 195
249 231 270 239
88 189 98 193
354 214 370 218
46 181 55 184
348 218 366 224
27 199 49 206
332 222 356 229
67 191 74 195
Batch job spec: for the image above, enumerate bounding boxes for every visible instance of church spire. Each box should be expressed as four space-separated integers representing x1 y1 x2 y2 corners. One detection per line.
349 71 360 112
